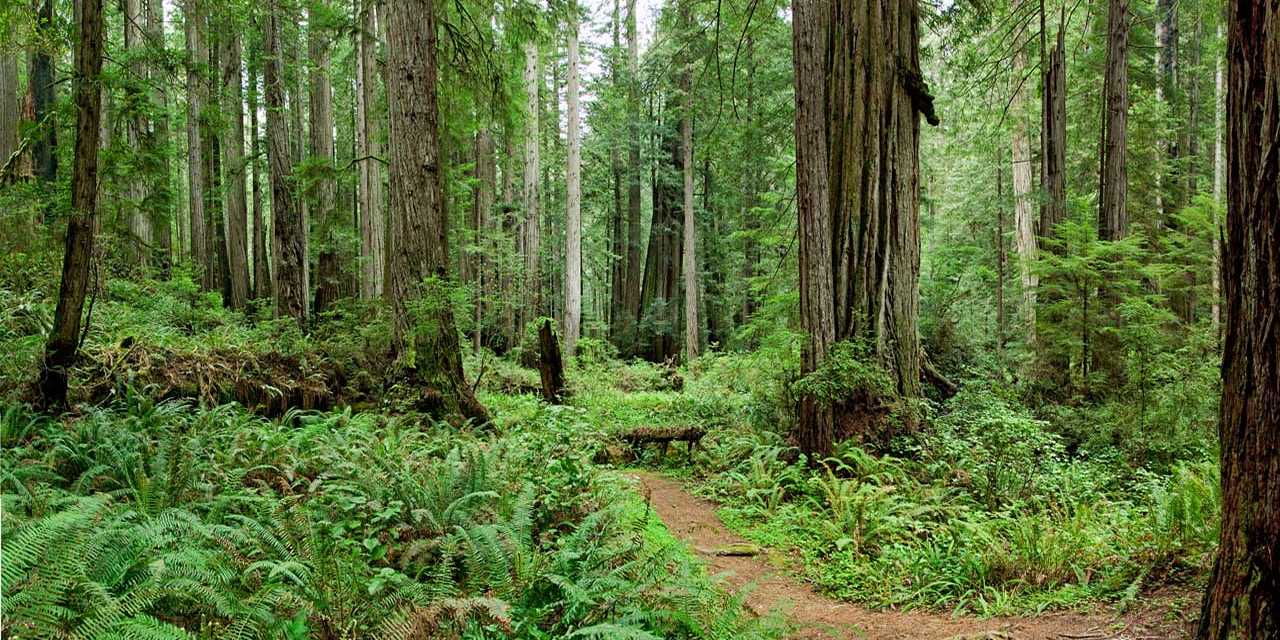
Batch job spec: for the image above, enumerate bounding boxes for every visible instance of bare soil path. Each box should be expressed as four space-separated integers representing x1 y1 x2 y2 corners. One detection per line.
628 471 1195 640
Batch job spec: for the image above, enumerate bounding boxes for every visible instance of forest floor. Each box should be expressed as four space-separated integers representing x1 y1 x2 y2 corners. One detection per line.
628 471 1199 640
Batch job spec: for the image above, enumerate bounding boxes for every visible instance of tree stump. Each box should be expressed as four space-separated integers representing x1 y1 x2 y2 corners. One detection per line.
537 318 566 404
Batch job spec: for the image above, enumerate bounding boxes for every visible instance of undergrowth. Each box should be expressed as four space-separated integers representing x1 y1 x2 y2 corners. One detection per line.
0 396 779 639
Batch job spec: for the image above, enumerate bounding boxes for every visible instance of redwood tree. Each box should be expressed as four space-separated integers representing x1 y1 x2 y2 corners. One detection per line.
792 0 937 457
1196 1 1279 636
38 0 103 410
385 0 487 424
264 0 307 326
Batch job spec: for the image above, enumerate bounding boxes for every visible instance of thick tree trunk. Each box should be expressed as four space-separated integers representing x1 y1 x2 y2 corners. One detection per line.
356 0 385 301
385 0 487 424
640 106 683 363
31 0 56 184
1010 0 1037 346
309 4 341 315
622 0 644 347
221 29 250 309
564 3 582 357
248 48 271 301
1196 2 1280 636
1099 0 1128 242
184 0 209 280
680 0 699 362
265 0 306 326
793 0 932 457
523 41 542 326
37 0 102 411
1040 22 1067 238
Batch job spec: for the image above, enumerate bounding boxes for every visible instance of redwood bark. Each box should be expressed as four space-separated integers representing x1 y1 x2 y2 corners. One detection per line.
385 0 487 424
309 4 341 315
1009 0 1037 346
639 106 684 363
1040 22 1067 238
221 28 251 309
793 0 932 457
1098 0 1129 242
356 0 385 300
1196 0 1280 635
184 0 208 276
38 0 103 411
265 0 307 326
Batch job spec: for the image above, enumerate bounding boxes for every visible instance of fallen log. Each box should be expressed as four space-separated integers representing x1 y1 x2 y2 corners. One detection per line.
621 426 706 460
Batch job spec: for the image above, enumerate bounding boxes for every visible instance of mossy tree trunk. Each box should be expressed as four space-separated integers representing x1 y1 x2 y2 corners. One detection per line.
38 0 103 411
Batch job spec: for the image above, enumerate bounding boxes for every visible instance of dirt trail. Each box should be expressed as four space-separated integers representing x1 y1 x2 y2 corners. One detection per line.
629 471 1192 640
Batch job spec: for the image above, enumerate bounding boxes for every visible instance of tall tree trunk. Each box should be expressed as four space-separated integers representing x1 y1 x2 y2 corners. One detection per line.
184 0 208 279
522 41 541 327
622 0 643 346
221 28 251 309
793 0 933 457
146 0 172 273
287 16 309 307
31 0 56 185
1040 19 1067 238
1210 23 1223 335
265 0 306 326
473 129 495 352
1155 0 1179 219
1010 0 1037 346
608 0 625 336
356 0 385 301
639 102 684 363
1196 2 1280 635
1099 0 1129 242
248 43 271 301
680 0 699 361
38 0 102 410
384 0 488 424
564 2 582 357
309 4 340 315
124 0 152 269
0 52 18 182
1094 0 1130 390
